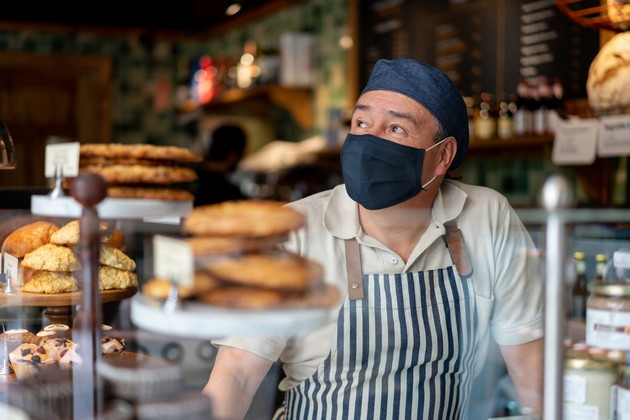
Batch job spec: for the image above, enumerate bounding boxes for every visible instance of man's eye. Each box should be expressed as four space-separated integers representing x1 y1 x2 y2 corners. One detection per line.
355 120 367 128
392 125 406 134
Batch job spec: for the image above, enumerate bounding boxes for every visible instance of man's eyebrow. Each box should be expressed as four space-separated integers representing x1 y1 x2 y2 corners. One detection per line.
353 104 419 126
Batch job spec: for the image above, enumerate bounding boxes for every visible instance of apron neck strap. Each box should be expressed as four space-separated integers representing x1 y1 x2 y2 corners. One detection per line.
345 239 364 300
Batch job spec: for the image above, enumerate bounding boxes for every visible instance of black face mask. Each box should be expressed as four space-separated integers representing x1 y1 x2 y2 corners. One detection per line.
340 133 445 210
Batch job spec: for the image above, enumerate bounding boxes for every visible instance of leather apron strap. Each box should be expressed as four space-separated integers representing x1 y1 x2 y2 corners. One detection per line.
444 222 473 277
344 239 364 300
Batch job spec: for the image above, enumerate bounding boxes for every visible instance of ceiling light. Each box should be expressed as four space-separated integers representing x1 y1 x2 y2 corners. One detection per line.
225 2 242 16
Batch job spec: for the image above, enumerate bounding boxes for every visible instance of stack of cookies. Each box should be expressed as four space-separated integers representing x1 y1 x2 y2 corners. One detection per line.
79 143 202 201
142 200 340 309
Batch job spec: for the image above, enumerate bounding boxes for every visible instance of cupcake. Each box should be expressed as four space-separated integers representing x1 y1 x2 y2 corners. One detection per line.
101 336 125 355
9 343 53 380
41 337 77 362
0 328 41 354
58 346 83 369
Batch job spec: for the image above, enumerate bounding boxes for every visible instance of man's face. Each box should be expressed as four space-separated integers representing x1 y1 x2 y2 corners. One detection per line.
349 90 439 150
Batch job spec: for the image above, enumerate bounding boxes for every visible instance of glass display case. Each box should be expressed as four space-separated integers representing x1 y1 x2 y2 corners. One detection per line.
0 173 629 419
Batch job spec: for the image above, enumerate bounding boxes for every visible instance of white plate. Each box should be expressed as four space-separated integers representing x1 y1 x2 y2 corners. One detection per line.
31 195 192 220
130 294 337 338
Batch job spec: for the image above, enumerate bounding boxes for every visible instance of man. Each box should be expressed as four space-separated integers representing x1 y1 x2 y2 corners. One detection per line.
204 58 544 419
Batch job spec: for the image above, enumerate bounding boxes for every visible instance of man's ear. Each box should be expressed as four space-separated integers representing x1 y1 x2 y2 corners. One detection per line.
436 137 457 175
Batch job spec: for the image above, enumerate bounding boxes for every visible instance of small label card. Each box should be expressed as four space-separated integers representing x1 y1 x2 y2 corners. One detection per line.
552 118 598 165
598 114 630 157
45 142 80 178
153 235 193 287
3 253 19 286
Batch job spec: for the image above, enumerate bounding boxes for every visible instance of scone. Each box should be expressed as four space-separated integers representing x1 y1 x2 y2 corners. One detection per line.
22 271 79 294
21 244 81 272
99 266 138 291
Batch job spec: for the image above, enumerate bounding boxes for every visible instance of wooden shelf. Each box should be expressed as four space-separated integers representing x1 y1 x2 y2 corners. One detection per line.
468 135 555 150
203 85 314 130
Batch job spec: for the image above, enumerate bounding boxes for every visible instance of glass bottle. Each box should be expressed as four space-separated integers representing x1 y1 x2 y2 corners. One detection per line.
497 94 514 140
571 251 588 321
513 79 530 137
474 92 497 141
595 253 608 285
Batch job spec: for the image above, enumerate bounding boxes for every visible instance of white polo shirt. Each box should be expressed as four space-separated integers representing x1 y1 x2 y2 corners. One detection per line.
213 180 544 391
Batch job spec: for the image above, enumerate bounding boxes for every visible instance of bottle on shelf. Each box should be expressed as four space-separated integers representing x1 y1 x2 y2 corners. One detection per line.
463 96 475 143
513 78 531 137
595 253 608 285
474 92 497 141
547 77 565 135
497 94 514 140
534 76 552 136
571 251 588 321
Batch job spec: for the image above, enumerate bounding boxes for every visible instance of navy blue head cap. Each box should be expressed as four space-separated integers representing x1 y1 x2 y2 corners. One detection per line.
361 58 469 170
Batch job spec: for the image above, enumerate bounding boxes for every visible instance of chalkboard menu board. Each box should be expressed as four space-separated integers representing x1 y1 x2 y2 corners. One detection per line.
358 0 600 100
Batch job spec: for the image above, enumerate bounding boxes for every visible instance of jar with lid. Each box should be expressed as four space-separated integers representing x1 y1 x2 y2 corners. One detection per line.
564 355 619 419
586 283 630 351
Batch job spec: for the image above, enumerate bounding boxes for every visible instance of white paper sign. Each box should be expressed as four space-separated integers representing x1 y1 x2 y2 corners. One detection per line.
552 119 598 165
3 253 19 285
45 142 80 178
598 114 630 157
153 235 193 287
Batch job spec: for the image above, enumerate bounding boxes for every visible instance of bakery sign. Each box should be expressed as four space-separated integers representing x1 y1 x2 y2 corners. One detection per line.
597 114 630 157
152 235 194 288
552 118 598 165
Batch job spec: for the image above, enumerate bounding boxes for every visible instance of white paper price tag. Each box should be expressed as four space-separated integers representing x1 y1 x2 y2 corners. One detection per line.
153 235 193 287
45 142 80 178
598 114 630 157
552 118 598 165
3 253 19 284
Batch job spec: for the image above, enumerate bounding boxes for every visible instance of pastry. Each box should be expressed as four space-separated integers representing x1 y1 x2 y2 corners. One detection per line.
0 328 41 355
185 234 287 256
79 164 198 185
49 219 118 247
1 220 59 258
22 271 79 294
36 324 72 340
182 200 305 237
9 343 53 379
80 143 202 163
205 251 324 292
21 243 81 272
99 265 138 291
142 271 220 300
587 32 630 112
100 244 136 271
107 186 194 201
198 283 340 310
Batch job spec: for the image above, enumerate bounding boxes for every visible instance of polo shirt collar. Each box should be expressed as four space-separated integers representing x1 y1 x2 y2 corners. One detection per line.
323 181 468 240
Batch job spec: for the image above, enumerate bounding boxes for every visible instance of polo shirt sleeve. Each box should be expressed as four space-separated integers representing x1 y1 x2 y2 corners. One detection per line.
489 203 544 346
212 335 288 361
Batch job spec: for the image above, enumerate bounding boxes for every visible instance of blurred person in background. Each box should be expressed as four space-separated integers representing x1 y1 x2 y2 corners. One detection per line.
204 58 544 419
194 124 247 206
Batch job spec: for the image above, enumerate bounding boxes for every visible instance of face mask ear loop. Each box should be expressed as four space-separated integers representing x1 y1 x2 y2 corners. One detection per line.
421 137 448 190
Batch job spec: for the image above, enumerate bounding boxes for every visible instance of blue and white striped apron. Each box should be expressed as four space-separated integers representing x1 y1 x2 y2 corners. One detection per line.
282 224 479 419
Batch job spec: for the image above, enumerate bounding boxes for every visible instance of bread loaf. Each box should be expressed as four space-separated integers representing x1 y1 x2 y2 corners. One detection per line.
587 32 630 112
1 221 59 258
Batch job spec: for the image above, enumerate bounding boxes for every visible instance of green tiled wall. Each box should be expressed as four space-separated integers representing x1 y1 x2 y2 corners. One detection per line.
0 0 349 147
